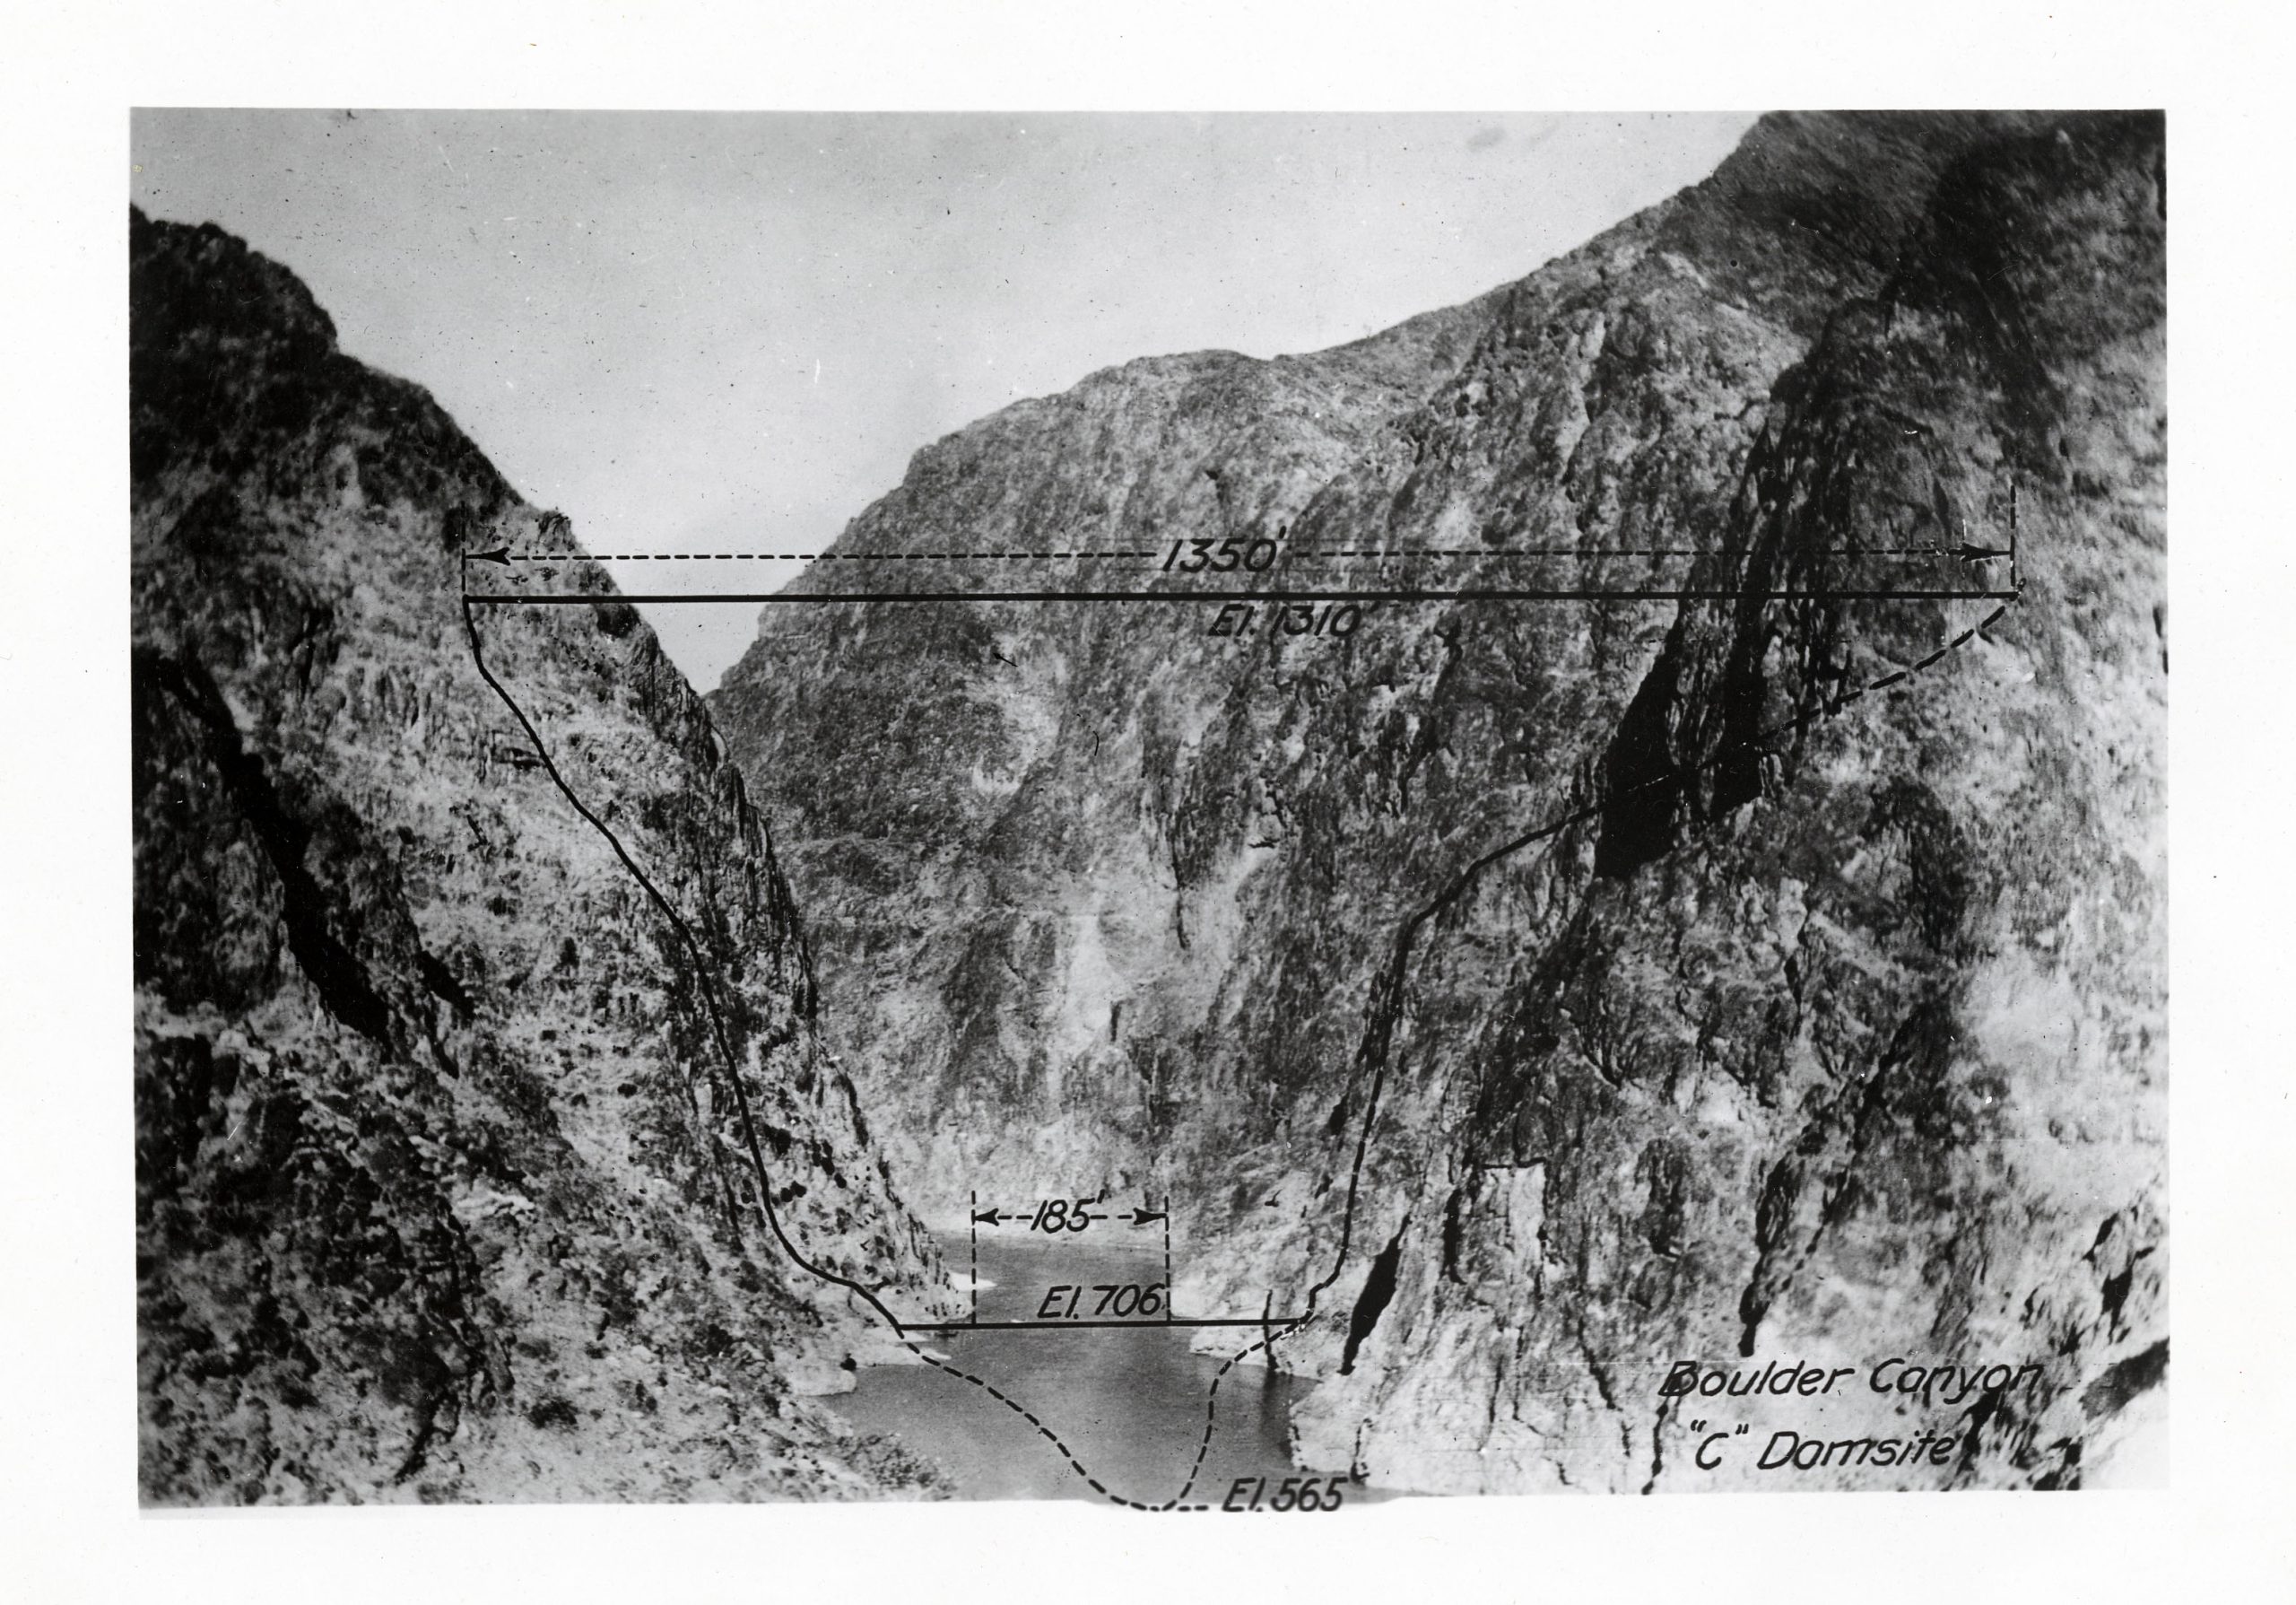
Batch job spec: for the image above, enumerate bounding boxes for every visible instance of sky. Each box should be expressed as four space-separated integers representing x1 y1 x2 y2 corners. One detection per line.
131 110 1755 688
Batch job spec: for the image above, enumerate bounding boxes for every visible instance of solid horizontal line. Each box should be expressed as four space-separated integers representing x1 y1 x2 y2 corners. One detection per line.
896 1316 1309 1332
500 551 1160 562
465 589 2021 606
496 547 1948 563
1296 547 1951 560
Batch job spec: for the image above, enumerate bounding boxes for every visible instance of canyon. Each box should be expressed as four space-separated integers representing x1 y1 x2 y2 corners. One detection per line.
132 207 949 1502
132 108 2168 1503
710 110 2168 1493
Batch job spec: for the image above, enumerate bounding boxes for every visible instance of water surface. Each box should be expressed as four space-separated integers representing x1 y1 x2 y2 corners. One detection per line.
837 1233 1323 1505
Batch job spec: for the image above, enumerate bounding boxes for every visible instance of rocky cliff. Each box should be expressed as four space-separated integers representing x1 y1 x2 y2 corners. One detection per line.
709 112 2167 1492
132 208 949 1503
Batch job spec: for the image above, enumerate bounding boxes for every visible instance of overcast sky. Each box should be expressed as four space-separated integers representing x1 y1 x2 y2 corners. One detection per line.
132 110 1754 688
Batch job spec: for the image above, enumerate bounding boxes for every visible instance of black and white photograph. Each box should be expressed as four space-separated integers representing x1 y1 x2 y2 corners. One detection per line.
7 4 2293 1601
126 107 2167 1505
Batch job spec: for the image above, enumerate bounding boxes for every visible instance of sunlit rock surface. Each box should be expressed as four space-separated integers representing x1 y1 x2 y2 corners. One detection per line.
132 209 948 1504
710 112 2167 1492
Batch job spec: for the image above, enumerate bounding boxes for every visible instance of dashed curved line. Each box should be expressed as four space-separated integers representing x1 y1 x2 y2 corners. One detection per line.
464 593 1231 1508
904 1319 1312 1511
460 575 2014 1512
896 584 2022 1505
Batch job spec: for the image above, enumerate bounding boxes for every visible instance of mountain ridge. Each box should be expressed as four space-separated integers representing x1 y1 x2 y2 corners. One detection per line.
132 205 950 1503
709 109 2167 1492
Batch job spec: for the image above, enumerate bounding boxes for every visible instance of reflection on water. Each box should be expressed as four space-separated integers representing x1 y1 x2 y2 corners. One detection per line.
835 1233 1320 1505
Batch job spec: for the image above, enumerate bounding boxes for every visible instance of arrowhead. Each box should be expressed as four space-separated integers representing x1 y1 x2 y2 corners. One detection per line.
1956 543 2012 563
1130 1208 1167 1226
971 1208 1002 1226
466 546 513 567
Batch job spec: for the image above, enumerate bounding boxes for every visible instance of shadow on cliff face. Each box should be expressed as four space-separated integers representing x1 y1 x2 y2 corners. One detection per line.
131 207 951 1504
700 113 2163 1495
1396 113 2164 1491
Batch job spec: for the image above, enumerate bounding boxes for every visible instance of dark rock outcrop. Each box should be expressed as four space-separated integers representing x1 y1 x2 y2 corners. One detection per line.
709 113 2166 1492
132 209 948 1503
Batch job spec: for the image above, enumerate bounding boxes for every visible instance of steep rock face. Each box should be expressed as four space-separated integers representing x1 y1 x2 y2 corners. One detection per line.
711 114 2029 1217
132 210 947 1504
710 112 2165 1492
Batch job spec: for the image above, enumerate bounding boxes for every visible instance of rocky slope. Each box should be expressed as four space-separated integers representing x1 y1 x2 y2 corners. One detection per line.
710 112 2167 1492
132 209 950 1504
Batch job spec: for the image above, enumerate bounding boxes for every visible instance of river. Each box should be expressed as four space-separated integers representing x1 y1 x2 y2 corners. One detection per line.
834 1232 1338 1506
